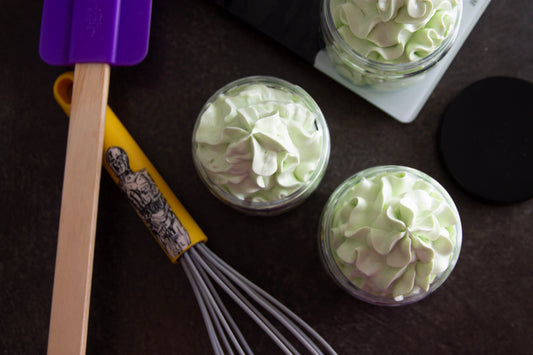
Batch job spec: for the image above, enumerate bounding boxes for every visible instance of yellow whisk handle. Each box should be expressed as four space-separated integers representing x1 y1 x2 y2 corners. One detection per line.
53 72 207 263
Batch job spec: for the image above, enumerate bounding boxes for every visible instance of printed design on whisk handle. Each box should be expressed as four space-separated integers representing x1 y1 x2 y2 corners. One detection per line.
106 147 191 258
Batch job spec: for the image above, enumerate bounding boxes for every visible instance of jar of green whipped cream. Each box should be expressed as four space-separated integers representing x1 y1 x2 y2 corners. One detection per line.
192 76 330 216
321 0 463 89
319 166 462 305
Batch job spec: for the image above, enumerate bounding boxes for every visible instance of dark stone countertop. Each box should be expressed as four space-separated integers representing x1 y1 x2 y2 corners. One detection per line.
2 1 532 354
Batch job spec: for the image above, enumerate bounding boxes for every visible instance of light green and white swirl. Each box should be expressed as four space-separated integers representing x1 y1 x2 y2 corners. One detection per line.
331 0 460 63
330 170 460 301
194 83 324 202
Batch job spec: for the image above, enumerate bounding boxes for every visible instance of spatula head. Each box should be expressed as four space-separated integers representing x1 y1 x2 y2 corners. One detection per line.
39 0 152 66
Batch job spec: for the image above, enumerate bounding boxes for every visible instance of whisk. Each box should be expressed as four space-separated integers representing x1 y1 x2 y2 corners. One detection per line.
183 243 336 354
53 72 336 355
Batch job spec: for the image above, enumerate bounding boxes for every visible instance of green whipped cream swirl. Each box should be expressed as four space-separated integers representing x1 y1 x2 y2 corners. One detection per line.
327 167 460 301
331 0 460 63
194 79 325 203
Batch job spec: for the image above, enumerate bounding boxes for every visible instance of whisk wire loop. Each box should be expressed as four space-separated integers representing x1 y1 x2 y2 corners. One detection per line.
182 253 226 355
183 244 337 355
196 247 316 354
199 245 338 355
197 262 252 355
189 246 297 354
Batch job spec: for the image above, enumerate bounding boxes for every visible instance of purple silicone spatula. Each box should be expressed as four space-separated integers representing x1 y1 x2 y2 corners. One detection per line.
39 1 151 353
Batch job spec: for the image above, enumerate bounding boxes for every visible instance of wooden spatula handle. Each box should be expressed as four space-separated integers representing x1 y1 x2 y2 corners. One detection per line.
48 63 110 355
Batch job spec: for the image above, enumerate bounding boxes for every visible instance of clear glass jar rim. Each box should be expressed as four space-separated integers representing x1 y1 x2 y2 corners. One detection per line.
192 75 331 212
321 0 463 73
319 165 462 305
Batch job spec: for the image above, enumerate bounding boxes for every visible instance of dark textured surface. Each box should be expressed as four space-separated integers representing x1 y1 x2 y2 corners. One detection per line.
2 1 533 354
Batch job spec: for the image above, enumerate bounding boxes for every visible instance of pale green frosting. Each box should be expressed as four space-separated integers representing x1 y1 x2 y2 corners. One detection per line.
194 83 323 202
330 170 459 301
331 0 460 63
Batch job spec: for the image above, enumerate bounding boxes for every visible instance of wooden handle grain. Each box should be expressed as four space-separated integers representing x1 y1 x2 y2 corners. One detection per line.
47 63 110 355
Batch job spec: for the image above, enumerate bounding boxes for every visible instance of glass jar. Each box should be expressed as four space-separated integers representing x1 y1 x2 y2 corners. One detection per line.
319 166 462 305
321 0 463 89
192 76 330 216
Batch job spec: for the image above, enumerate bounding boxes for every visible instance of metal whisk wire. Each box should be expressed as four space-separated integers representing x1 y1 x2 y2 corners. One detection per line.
182 243 336 355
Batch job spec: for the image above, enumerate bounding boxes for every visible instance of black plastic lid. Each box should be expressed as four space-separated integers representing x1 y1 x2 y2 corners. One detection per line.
439 77 533 203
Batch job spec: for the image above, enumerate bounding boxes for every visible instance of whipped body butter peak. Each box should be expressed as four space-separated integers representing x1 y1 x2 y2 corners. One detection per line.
193 76 330 215
321 0 462 88
319 166 461 305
